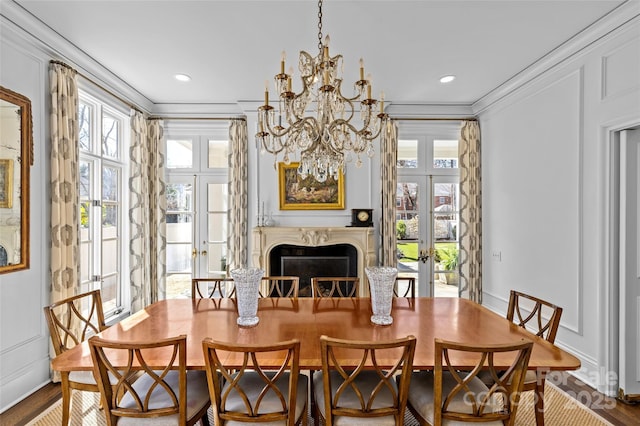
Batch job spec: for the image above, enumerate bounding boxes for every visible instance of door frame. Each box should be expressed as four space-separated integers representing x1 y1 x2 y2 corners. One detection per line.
603 121 640 397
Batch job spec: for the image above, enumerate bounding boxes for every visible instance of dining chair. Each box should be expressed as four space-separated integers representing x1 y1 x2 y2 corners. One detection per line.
89 334 211 426
407 338 533 426
259 275 300 298
192 277 235 298
506 290 563 426
202 338 308 426
394 276 416 298
311 277 359 297
313 334 417 426
43 289 108 426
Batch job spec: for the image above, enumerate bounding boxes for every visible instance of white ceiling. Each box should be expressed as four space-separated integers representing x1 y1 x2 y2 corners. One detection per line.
12 0 627 106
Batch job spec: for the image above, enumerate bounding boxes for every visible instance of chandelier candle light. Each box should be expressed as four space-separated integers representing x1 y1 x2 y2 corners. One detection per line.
256 0 389 183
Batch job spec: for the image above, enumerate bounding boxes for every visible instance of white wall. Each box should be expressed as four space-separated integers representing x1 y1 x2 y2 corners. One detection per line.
0 18 50 411
477 13 640 394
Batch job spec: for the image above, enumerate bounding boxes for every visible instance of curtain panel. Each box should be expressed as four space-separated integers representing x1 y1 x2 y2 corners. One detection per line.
129 114 166 312
379 121 398 266
228 119 249 270
458 120 482 302
49 62 80 379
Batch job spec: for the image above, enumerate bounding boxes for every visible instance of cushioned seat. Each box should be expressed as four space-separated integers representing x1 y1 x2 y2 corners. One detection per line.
406 338 533 426
89 334 211 426
202 338 307 426
312 334 416 426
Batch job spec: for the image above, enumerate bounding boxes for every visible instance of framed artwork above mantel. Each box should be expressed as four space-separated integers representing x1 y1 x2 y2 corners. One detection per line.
278 162 345 210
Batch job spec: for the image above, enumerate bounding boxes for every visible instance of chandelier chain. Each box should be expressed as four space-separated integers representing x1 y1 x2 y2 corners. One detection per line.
317 0 323 52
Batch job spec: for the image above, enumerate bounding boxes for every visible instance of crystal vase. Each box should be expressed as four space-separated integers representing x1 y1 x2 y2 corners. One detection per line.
366 266 397 325
230 267 264 326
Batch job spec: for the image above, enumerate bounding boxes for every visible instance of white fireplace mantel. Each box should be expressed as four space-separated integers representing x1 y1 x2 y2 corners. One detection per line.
252 226 376 296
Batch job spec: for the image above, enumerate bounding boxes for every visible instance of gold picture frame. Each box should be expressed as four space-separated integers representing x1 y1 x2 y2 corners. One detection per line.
0 159 13 209
278 162 345 210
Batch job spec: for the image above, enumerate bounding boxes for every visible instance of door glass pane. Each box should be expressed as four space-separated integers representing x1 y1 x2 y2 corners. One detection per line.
396 182 419 286
166 139 193 168
167 183 193 212
166 182 194 299
398 139 418 168
433 182 459 297
208 212 227 241
433 139 458 168
208 139 229 168
208 183 228 211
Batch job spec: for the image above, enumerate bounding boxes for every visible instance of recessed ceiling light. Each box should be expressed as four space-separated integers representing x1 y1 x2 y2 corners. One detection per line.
175 74 191 82
440 75 456 83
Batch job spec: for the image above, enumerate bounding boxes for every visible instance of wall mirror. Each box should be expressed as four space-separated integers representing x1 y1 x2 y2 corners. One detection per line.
0 86 32 274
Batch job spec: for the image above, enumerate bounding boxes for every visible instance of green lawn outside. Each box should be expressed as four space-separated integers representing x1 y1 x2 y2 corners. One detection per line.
397 241 457 262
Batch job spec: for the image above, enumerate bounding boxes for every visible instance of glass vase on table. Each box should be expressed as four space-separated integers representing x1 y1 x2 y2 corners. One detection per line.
366 266 397 325
230 267 264 326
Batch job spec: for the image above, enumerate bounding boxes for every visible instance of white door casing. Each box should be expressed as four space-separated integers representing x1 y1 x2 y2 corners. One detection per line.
619 128 640 399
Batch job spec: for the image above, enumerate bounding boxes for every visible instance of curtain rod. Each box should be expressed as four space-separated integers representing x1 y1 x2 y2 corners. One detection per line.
391 117 478 122
50 60 145 114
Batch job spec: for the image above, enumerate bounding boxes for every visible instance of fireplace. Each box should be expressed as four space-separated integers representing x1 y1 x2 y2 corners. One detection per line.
252 226 376 297
270 244 357 297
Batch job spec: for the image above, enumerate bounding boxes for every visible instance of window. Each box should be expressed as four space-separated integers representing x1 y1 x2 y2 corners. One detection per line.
78 91 129 319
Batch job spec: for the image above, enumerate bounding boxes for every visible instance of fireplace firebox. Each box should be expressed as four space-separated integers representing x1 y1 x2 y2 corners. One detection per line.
270 244 357 297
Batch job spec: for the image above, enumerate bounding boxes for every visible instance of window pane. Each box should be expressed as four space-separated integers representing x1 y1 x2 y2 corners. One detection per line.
102 166 119 202
101 274 118 313
208 139 229 168
79 161 91 199
102 204 118 230
102 239 118 274
434 139 458 168
166 139 193 168
78 102 92 152
102 114 120 158
80 240 91 282
398 139 418 168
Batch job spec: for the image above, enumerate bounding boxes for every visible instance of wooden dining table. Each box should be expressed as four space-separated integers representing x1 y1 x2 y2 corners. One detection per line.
51 297 581 372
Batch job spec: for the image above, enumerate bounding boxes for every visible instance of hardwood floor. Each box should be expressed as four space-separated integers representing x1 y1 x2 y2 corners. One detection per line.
1 372 638 425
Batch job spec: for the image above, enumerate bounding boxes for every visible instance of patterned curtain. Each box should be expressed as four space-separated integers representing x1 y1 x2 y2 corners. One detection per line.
458 120 482 302
129 113 166 312
379 120 398 266
228 119 248 270
49 62 80 379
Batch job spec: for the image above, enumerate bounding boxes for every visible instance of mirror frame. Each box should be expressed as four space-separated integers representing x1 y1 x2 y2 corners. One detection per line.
0 86 33 274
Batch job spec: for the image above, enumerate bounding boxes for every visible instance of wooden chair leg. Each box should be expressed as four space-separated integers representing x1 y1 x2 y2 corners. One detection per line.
534 374 546 426
60 376 71 426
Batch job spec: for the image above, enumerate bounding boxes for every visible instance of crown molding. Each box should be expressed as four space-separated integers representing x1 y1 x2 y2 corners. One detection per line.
1 0 155 113
472 1 640 114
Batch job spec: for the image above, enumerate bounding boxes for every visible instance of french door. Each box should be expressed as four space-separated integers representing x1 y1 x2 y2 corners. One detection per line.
166 175 228 298
396 176 459 297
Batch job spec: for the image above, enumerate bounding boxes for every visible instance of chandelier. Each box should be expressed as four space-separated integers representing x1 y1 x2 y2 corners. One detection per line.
255 0 389 183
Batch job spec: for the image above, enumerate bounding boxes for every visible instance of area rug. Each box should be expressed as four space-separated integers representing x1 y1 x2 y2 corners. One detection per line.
28 381 613 426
